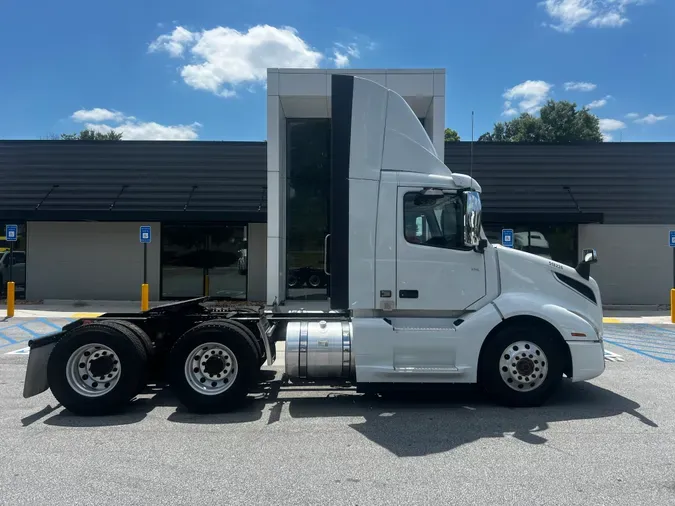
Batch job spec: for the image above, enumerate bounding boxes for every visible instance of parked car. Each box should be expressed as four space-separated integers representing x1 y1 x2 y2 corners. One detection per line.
0 250 26 286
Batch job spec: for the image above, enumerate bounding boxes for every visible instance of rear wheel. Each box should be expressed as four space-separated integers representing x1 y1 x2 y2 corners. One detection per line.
479 323 565 407
168 320 259 413
47 321 148 415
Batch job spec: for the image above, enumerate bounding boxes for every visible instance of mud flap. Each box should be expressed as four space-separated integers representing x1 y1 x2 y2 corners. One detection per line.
23 342 55 398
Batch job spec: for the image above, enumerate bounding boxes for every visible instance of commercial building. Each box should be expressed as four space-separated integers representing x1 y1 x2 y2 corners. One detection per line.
1 68 673 307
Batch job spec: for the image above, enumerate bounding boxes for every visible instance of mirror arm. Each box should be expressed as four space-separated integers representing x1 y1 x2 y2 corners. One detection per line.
576 263 591 280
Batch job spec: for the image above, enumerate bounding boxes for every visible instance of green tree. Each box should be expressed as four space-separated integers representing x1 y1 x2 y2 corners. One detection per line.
478 100 603 143
444 128 460 142
58 129 123 140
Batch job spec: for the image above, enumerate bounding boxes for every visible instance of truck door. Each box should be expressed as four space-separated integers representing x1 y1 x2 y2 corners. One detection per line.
396 187 486 311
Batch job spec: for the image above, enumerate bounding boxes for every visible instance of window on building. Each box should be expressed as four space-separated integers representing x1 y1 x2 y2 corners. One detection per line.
403 192 463 249
483 224 578 267
161 224 247 300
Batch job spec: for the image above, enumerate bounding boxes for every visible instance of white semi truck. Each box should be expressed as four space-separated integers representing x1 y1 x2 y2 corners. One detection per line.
22 75 605 415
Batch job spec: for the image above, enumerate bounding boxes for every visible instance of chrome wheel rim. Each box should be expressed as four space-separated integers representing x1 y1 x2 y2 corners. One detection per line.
184 342 238 396
499 341 549 392
308 274 321 287
66 343 121 398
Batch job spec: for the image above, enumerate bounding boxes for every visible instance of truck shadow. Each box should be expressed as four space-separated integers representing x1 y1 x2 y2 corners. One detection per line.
282 381 657 456
38 372 658 456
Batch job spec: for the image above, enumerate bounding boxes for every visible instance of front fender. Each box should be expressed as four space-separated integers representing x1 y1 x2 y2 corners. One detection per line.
492 292 600 342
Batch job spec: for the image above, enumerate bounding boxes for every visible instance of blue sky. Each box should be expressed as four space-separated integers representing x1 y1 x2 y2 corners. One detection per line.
1 0 673 142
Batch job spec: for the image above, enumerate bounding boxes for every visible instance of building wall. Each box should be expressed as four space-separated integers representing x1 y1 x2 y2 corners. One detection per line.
579 224 675 306
247 223 267 302
26 221 161 300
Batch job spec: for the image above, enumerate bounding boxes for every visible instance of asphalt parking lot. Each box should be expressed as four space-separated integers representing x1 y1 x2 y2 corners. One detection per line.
0 321 674 505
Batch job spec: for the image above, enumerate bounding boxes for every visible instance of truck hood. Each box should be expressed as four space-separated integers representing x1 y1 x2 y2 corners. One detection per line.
494 244 603 338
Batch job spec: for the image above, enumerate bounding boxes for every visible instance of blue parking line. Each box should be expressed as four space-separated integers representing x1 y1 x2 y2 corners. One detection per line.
603 337 675 354
0 332 17 345
604 334 675 347
0 318 73 350
604 340 675 363
38 318 65 331
604 340 675 358
640 325 675 339
16 324 42 338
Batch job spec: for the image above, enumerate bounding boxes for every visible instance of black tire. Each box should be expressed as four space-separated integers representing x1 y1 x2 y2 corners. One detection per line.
216 319 263 362
478 323 565 407
47 321 148 416
307 271 323 288
108 320 154 358
168 320 259 413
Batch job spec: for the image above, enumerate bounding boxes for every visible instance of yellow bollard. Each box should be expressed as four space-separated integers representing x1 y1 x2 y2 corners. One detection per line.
141 283 149 312
6 282 15 318
671 289 675 324
204 274 210 297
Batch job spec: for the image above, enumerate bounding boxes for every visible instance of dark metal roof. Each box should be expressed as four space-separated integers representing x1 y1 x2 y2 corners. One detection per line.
0 141 267 223
2 139 674 225
444 142 675 225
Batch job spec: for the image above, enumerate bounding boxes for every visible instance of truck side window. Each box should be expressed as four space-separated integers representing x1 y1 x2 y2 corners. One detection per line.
403 192 462 249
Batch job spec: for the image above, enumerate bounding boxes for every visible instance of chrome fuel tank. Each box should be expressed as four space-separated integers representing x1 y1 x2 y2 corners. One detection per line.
285 320 354 380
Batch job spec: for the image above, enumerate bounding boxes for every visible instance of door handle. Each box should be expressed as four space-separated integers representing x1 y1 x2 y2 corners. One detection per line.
399 290 419 299
323 234 331 275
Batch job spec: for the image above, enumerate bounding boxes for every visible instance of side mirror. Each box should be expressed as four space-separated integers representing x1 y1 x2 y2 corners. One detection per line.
576 248 598 280
582 249 598 264
462 190 483 249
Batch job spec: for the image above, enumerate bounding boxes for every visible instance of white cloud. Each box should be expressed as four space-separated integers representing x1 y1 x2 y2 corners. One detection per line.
599 117 627 141
72 108 127 123
599 118 626 141
587 95 612 109
148 26 198 58
333 51 350 68
502 80 553 115
625 112 640 119
599 118 627 131
634 113 668 124
332 42 361 68
72 108 201 140
86 121 201 141
149 24 369 97
588 11 628 27
564 81 597 92
541 0 648 32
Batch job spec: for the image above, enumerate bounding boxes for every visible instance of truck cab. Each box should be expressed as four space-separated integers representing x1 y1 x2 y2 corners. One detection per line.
325 73 605 403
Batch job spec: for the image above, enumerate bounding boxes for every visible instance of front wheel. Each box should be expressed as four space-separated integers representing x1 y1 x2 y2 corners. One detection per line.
479 324 565 407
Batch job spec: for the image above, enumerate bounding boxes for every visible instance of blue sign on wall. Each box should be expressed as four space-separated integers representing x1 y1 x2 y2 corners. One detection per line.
502 228 514 248
140 226 152 244
670 230 675 247
5 225 18 242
